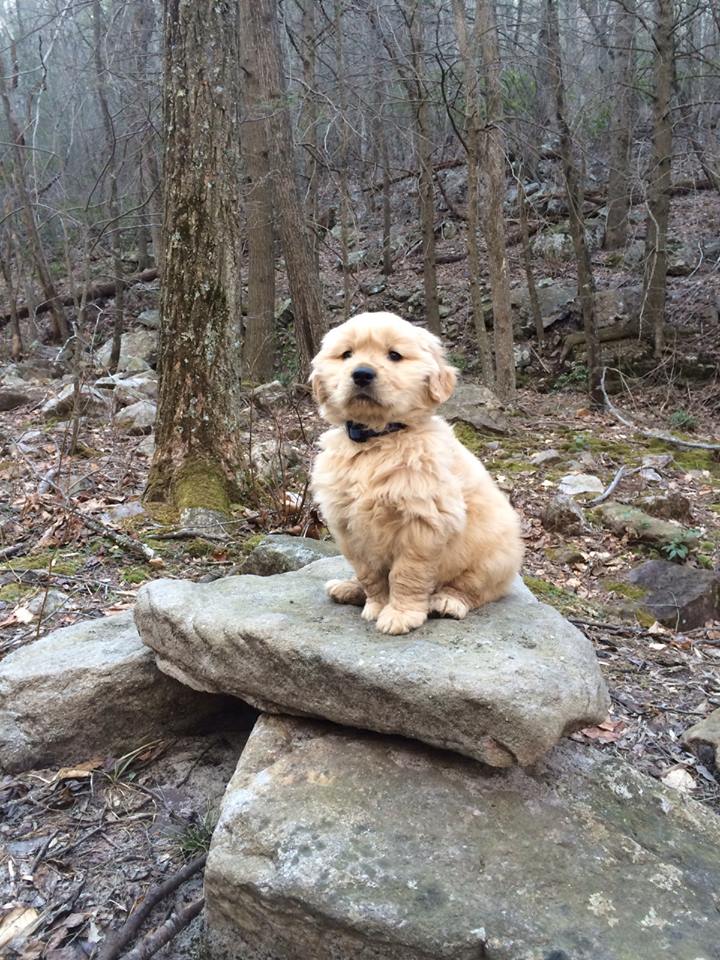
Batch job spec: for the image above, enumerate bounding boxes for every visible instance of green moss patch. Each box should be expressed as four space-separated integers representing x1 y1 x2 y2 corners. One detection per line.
122 565 151 585
452 423 485 456
604 580 648 601
3 551 83 576
0 582 31 602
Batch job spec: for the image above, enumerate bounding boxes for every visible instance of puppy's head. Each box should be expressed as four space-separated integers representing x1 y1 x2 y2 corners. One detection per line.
310 311 457 428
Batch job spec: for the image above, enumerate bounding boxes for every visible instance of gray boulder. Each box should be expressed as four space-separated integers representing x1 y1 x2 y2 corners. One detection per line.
530 448 562 467
114 399 157 435
440 381 508 434
542 494 586 534
626 559 720 630
0 388 36 411
206 714 720 960
41 383 110 420
96 329 157 371
636 492 692 523
135 556 609 767
0 611 225 773
597 503 700 549
241 535 341 576
511 281 576 335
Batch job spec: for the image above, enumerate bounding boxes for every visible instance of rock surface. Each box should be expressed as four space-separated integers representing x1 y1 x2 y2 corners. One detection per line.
636 492 692 522
0 611 225 772
440 381 508 434
135 557 609 767
96 329 157 371
558 472 604 497
626 559 720 629
205 714 720 960
542 494 586 534
683 707 720 769
241 535 341 576
598 503 699 548
41 383 110 420
114 399 157 435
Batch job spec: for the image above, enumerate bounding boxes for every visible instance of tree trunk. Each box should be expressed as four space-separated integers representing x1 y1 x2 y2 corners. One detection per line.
300 1 320 271
642 0 674 358
605 0 636 250
93 0 125 374
450 0 493 383
0 50 69 342
240 0 276 382
335 0 352 319
409 5 441 336
476 0 515 400
545 0 602 407
244 0 323 376
517 177 543 346
145 0 244 524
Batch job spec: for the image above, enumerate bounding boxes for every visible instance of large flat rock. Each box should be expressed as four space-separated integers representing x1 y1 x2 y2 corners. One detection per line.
206 715 720 960
135 557 609 767
0 612 227 773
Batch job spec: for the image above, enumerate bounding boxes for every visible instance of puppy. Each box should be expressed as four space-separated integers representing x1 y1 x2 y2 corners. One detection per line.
310 311 523 635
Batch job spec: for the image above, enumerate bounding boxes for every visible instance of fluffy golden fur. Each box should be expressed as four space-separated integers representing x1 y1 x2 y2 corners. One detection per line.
310 311 523 635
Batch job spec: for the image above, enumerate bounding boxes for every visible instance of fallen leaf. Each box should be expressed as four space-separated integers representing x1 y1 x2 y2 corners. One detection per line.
661 767 696 794
0 907 40 951
53 757 104 781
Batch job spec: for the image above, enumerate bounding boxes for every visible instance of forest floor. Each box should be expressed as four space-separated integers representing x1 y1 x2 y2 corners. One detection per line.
1 187 720 957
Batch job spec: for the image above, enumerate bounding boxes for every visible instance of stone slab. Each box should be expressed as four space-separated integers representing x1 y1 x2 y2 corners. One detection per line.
0 611 227 772
135 557 609 767
206 714 720 960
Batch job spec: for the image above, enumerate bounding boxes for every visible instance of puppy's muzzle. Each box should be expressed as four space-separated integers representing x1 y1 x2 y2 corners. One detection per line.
352 365 376 388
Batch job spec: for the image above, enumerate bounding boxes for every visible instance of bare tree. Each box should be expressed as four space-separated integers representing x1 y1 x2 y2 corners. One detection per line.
641 0 675 357
605 0 637 250
145 0 244 525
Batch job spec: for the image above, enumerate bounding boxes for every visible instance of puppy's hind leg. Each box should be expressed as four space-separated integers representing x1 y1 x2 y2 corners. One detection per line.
429 590 470 620
325 577 366 607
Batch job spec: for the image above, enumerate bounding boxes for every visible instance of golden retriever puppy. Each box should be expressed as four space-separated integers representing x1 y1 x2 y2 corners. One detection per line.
310 311 523 635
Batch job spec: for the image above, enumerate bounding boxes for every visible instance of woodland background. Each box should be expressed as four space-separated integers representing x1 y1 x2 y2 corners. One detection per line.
1 0 720 954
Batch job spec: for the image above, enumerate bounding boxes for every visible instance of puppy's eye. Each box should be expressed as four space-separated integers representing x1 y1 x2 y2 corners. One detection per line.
388 350 403 362
341 349 352 360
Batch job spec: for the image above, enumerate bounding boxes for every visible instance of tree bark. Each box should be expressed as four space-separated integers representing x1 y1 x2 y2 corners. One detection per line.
642 0 674 358
0 50 69 342
476 0 515 400
145 0 244 520
244 0 323 376
517 177 543 346
335 0 352 319
450 0 493 384
240 0 276 382
545 0 602 407
605 0 636 250
409 4 441 335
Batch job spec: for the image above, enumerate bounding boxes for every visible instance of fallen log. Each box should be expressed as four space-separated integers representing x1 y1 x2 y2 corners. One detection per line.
0 268 158 329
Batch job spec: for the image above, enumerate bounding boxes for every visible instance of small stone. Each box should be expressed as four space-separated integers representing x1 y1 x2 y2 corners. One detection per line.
530 448 562 466
25 589 72 619
514 344 532 368
41 384 110 420
640 467 663 483
558 473 604 497
113 375 158 407
438 304 453 319
114 400 156 435
137 308 160 329
636 492 692 523
137 434 155 457
683 708 720 769
205 715 720 960
96 329 157 371
626 559 719 630
360 280 386 296
250 380 286 408
542 494 586 534
598 503 699 549
0 388 34 411
101 500 146 525
241 535 341 576
0 612 228 772
388 287 413 303
642 453 673 469
440 381 508 435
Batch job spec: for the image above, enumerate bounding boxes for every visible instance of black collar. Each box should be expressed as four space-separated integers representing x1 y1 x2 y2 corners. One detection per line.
345 420 407 443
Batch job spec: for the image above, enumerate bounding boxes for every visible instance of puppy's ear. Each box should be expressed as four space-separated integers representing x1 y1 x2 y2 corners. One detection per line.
427 342 457 404
309 367 328 404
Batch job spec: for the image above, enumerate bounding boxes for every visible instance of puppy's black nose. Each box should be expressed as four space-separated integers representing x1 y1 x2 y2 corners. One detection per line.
352 365 376 387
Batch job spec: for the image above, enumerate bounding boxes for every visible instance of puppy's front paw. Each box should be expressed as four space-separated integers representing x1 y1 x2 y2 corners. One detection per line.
326 578 366 606
361 598 386 621
376 605 427 635
430 592 470 619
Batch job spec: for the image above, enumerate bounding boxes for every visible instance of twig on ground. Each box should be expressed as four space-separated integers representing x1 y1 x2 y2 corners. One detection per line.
77 509 156 561
601 367 720 451
0 541 30 561
586 464 642 506
121 897 205 960
96 854 207 960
